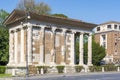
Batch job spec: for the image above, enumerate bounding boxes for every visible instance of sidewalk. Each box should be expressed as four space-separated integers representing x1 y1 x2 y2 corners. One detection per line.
1 71 120 80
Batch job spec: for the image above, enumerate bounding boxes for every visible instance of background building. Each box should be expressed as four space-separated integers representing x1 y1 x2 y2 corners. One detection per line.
94 21 120 64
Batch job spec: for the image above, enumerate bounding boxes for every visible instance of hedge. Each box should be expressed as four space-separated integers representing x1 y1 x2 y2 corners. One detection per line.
56 66 65 73
0 66 6 74
89 66 102 72
103 64 117 71
75 65 83 72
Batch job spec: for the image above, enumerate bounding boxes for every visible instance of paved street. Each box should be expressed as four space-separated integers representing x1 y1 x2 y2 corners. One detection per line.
1 72 120 80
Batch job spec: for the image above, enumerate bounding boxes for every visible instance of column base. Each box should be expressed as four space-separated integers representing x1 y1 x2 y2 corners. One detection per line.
7 62 16 67
18 62 26 67
79 62 84 66
87 63 93 66
38 62 45 66
50 62 56 66
60 62 66 65
28 62 32 65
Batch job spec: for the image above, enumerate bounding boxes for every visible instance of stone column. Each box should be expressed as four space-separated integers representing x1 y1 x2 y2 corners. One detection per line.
61 29 66 65
27 25 33 64
9 30 14 64
79 32 84 65
87 33 92 66
70 31 75 65
50 27 56 65
20 28 25 65
14 30 18 64
39 27 45 65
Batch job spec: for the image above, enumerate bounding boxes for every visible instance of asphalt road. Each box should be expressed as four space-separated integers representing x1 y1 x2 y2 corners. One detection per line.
1 72 120 80
25 73 120 80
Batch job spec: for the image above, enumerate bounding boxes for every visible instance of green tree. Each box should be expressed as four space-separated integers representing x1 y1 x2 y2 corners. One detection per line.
52 13 68 18
0 10 9 65
0 27 9 65
75 34 79 64
16 0 51 15
0 9 9 26
84 35 106 66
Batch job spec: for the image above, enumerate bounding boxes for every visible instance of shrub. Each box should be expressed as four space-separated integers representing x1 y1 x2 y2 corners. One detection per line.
0 66 6 74
103 64 117 71
56 66 65 73
75 65 83 72
89 66 102 72
37 66 49 74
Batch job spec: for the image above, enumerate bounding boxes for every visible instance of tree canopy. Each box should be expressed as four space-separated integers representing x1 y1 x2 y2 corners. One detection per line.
0 9 9 26
0 27 9 65
16 0 51 15
0 9 9 65
16 0 68 18
52 14 68 18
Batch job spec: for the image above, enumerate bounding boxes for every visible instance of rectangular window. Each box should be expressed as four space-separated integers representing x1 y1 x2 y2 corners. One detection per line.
102 35 106 41
101 34 106 48
115 42 117 46
114 25 117 29
97 27 100 31
107 25 111 29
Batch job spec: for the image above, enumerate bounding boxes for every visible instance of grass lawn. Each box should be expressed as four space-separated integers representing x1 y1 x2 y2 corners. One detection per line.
0 74 12 78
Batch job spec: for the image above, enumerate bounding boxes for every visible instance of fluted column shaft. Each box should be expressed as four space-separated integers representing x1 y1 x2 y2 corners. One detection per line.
51 28 56 65
87 33 92 66
39 27 45 65
70 31 75 65
20 28 25 64
79 33 84 65
9 31 14 64
14 30 18 64
61 29 66 65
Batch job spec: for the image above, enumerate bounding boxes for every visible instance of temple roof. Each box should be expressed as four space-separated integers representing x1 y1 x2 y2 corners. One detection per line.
3 9 97 30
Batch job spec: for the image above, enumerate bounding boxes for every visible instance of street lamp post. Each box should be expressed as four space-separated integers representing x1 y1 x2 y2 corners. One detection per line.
25 10 31 78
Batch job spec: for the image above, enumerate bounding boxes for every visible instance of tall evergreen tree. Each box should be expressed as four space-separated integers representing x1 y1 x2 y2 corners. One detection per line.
84 35 106 66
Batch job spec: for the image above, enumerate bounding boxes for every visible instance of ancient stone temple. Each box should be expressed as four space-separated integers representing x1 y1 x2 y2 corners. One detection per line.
3 10 96 74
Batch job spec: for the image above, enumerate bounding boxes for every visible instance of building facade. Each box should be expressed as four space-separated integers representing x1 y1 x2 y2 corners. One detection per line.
4 10 96 75
94 21 120 64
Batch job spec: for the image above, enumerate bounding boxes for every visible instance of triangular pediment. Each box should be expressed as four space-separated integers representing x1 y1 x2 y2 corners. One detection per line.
3 10 26 25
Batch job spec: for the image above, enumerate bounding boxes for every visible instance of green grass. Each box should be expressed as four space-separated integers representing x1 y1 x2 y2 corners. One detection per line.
0 74 12 78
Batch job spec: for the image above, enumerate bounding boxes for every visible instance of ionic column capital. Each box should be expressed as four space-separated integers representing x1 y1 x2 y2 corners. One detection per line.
72 31 76 34
41 27 45 31
88 33 92 36
9 30 15 33
16 28 21 31
51 27 57 33
62 29 67 35
23 26 28 30
80 32 84 35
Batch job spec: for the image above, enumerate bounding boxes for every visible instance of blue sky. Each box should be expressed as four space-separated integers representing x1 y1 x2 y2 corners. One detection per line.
0 0 120 24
